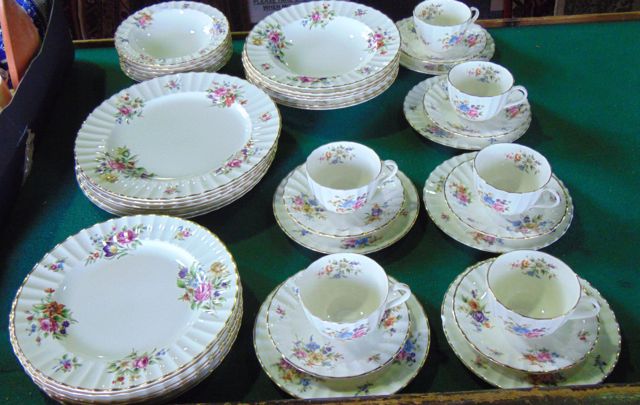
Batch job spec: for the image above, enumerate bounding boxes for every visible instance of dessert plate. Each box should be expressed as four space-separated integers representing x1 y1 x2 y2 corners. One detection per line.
423 153 574 252
444 159 568 239
267 276 410 378
452 260 598 373
442 259 620 388
404 77 528 150
274 171 419 254
283 165 404 238
255 277 430 398
75 72 280 201
10 215 240 392
423 76 531 138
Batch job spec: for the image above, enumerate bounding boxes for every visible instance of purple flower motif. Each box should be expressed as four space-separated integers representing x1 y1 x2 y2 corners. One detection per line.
102 242 118 257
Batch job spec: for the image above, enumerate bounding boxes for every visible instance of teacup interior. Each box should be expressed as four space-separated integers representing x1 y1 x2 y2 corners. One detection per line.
449 62 512 97
130 9 215 58
281 17 374 77
307 143 380 189
416 0 471 26
475 144 552 192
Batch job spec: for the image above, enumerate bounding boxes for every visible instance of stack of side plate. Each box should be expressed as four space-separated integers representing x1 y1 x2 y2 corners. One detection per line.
74 72 280 218
115 1 232 82
242 1 400 110
10 215 242 403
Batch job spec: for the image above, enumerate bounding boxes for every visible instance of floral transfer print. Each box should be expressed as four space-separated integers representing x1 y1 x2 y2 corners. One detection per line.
274 359 315 392
368 353 381 362
479 191 509 213
95 146 155 184
316 257 361 278
260 112 272 121
366 27 394 55
114 93 144 124
260 63 272 71
133 11 153 29
594 354 607 374
506 152 541 174
324 323 369 340
511 257 557 279
173 226 192 240
163 185 179 195
329 194 367 213
504 319 547 338
527 372 566 386
301 3 335 29
251 23 289 63
319 145 355 164
380 306 402 336
417 3 443 20
108 348 167 385
452 98 483 120
286 76 330 85
364 203 388 224
506 103 527 119
53 354 81 373
471 232 503 246
354 8 367 17
341 235 380 249
163 79 181 91
394 332 419 365
449 181 472 206
459 289 491 331
275 305 286 319
290 193 326 220
357 66 373 75
355 382 374 396
473 354 488 369
45 258 66 272
215 140 258 175
206 81 247 107
467 65 500 83
25 288 76 345
506 214 552 235
578 329 590 342
291 336 344 368
523 348 560 366
206 17 226 35
85 224 146 265
439 32 465 50
423 124 450 138
177 261 230 313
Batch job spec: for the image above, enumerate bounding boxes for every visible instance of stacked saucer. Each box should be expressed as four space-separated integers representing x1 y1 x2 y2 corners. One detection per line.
242 1 400 110
75 72 280 218
396 18 494 75
254 254 430 398
441 256 620 388
115 1 232 82
9 215 243 403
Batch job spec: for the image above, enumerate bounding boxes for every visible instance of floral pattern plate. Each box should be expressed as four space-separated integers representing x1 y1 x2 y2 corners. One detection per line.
274 170 419 254
255 276 429 398
404 77 528 150
423 76 531 138
423 153 574 253
452 260 598 373
442 259 620 388
245 1 399 91
267 275 410 379
10 215 240 392
444 159 569 239
283 165 404 238
75 72 280 201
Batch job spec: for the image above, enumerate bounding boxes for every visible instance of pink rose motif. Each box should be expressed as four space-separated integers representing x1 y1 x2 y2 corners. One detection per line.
268 31 280 43
352 328 368 339
294 350 307 358
133 356 149 369
39 318 58 333
118 106 131 116
293 196 304 206
194 282 212 302
537 352 553 362
227 159 242 168
108 160 126 171
116 229 137 244
311 12 321 21
224 96 235 107
214 87 227 96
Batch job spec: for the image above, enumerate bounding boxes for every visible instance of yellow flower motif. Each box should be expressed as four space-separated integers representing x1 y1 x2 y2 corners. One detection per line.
101 173 118 183
252 37 263 46
210 262 227 275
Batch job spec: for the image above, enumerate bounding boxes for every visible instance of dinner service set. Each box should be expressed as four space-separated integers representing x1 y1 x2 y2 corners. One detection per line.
442 255 620 388
254 253 431 398
242 1 400 110
9 215 243 403
74 72 280 218
273 141 419 254
115 1 232 82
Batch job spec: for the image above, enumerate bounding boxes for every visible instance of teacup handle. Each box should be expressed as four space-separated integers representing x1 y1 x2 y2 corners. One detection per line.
463 7 480 31
567 296 600 320
376 160 398 188
529 188 562 210
503 85 528 110
385 282 411 309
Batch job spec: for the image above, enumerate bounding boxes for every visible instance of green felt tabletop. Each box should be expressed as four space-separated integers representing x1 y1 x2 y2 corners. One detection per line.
0 20 638 403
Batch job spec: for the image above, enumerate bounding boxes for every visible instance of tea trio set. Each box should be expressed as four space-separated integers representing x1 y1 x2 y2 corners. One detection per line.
9 0 619 402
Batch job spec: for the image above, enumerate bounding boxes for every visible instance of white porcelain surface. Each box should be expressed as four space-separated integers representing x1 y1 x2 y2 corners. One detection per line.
267 275 409 378
255 276 430 398
442 259 620 388
423 153 574 253
453 260 598 373
413 0 479 54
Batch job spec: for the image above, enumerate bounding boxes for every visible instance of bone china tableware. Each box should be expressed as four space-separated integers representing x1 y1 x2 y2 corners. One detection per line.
255 277 430 398
474 143 561 216
267 272 410 378
413 0 479 54
9 215 242 403
423 152 574 252
442 259 620 388
306 142 398 214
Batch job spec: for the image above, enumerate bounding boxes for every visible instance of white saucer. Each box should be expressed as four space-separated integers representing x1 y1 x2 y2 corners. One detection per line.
266 276 410 379
274 170 419 254
442 259 620 388
452 260 598 373
255 277 430 398
404 78 528 150
423 76 531 138
283 165 404 238
423 153 574 252
444 159 569 239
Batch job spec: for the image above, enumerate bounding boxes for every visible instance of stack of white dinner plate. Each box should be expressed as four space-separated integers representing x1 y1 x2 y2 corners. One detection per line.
74 72 280 218
115 1 232 82
10 215 243 403
242 1 400 110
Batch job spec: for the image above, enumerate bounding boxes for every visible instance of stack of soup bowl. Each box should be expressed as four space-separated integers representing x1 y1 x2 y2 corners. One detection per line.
115 1 232 82
242 1 400 110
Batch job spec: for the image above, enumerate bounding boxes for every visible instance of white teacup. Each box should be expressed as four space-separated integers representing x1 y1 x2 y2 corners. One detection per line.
293 253 411 341
413 0 479 54
487 250 600 339
447 61 528 121
473 143 561 216
305 141 397 214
